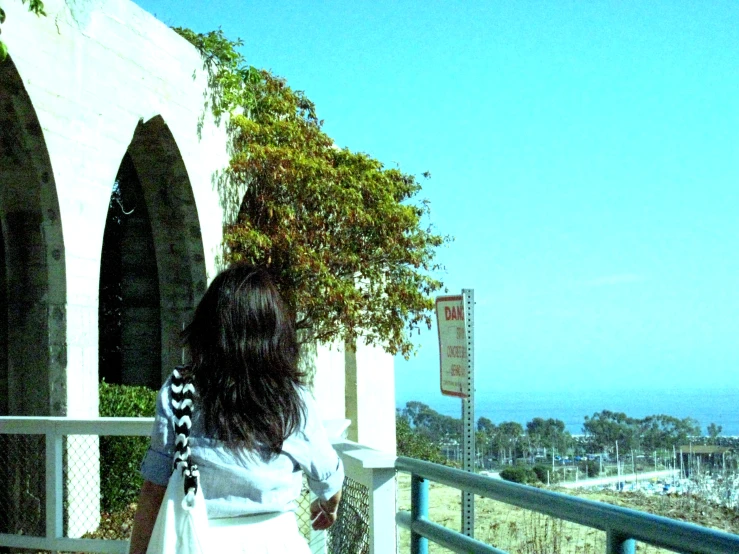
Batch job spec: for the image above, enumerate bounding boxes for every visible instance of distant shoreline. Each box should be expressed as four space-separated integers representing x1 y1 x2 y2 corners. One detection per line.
397 387 739 436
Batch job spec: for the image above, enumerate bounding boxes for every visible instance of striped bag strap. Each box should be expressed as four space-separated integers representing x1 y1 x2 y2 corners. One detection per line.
170 366 199 497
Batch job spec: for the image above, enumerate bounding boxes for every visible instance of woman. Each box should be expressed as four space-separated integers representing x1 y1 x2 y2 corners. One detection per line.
129 265 343 554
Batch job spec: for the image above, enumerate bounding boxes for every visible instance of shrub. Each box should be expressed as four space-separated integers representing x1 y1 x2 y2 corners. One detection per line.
578 459 600 478
396 415 447 465
533 464 558 484
500 466 538 485
99 381 157 513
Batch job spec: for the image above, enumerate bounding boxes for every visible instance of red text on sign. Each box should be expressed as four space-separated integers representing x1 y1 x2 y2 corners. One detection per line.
444 306 464 321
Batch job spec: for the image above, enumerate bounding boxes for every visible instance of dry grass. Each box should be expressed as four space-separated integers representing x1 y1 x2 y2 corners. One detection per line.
396 473 738 554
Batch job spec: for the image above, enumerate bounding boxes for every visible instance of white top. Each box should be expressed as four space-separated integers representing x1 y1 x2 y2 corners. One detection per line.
140 378 344 518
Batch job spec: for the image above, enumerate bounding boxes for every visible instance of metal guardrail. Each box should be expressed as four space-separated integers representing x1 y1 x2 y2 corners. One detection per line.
395 456 739 554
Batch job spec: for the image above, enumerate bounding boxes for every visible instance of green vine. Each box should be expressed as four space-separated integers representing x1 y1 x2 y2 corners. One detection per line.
172 27 260 129
175 27 450 357
0 0 46 62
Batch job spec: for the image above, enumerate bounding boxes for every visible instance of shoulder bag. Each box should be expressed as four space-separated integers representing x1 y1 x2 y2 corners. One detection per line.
146 367 210 554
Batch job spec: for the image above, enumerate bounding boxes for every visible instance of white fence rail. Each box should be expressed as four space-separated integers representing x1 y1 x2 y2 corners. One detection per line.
0 417 396 554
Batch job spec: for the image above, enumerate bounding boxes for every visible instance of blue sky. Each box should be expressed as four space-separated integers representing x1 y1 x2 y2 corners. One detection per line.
134 1 739 399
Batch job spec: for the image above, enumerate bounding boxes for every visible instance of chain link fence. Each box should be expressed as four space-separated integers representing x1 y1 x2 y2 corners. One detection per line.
296 476 314 539
0 433 46 538
328 476 371 554
64 435 102 538
0 430 372 554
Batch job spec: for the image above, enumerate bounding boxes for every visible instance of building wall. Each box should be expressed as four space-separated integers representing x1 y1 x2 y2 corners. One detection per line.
2 0 395 440
3 0 227 418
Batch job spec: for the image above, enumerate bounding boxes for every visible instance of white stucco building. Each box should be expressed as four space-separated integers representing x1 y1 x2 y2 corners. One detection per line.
1 0 395 537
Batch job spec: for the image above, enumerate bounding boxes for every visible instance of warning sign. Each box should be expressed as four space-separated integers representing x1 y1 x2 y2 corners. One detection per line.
436 295 468 398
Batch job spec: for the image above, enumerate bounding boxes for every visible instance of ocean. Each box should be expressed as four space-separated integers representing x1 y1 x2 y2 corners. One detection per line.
397 387 739 436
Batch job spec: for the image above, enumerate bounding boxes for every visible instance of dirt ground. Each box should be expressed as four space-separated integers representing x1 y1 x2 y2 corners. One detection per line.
395 473 739 554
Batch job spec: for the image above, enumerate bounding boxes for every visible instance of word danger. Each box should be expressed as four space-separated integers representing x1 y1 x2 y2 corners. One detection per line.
444 305 464 321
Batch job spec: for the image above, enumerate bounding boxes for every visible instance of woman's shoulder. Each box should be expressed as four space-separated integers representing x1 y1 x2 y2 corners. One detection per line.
155 368 193 415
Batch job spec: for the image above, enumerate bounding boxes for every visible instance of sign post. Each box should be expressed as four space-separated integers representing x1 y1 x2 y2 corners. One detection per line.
435 290 475 538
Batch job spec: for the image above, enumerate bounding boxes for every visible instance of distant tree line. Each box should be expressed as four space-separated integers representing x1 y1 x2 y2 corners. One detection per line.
582 410 702 453
396 401 731 464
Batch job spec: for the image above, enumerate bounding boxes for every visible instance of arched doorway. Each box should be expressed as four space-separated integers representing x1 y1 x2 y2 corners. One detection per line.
0 55 66 537
0 56 66 416
99 153 162 387
99 116 207 389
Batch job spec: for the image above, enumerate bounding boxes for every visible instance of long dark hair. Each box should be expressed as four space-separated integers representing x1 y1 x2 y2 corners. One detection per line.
181 264 305 454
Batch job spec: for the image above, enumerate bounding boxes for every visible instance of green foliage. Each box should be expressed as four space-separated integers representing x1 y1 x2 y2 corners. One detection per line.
0 0 46 62
401 401 461 443
584 410 701 454
532 464 558 484
707 422 723 441
577 459 600 478
499 466 538 485
99 381 157 513
172 27 259 125
175 27 449 358
638 414 701 451
396 413 446 465
526 417 571 453
477 416 495 434
583 410 639 453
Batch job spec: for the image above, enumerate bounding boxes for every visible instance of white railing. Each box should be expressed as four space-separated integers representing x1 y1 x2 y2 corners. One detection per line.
0 417 152 553
0 417 397 554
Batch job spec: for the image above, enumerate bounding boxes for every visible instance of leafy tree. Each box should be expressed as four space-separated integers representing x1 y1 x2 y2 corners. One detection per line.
174 28 449 357
707 422 723 442
0 0 45 61
496 421 524 462
526 417 570 454
401 401 461 443
583 410 639 454
477 416 496 434
396 412 446 465
639 414 701 451
583 410 701 454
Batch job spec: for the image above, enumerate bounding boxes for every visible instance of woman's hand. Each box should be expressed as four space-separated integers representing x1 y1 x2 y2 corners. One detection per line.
310 490 342 530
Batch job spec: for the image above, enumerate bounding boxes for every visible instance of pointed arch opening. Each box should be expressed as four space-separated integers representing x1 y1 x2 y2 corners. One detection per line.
99 116 207 388
0 55 66 538
0 56 66 417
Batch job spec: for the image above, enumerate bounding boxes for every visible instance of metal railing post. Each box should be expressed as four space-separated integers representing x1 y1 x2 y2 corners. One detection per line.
411 474 429 554
606 529 636 554
45 427 63 542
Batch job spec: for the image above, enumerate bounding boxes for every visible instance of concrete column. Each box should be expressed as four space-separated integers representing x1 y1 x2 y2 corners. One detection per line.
312 341 346 421
345 339 396 454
